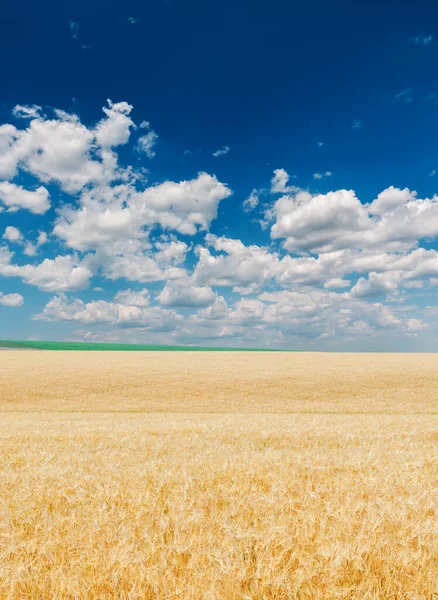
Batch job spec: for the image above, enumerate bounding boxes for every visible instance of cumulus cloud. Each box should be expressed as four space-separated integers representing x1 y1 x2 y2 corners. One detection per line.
271 185 438 254
54 173 231 251
1 98 438 348
0 291 23 306
270 169 299 194
3 226 22 243
0 251 92 291
35 293 181 331
113 288 150 307
0 182 50 214
154 239 189 265
23 231 48 257
324 278 351 289
0 99 135 191
194 234 279 293
158 279 217 307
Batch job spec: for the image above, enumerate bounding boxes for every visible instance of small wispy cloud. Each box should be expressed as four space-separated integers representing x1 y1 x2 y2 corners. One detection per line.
313 171 332 180
137 131 158 159
243 189 262 213
317 141 323 147
352 119 363 129
212 146 230 157
429 169 436 177
410 35 433 45
69 21 91 50
395 88 413 103
69 21 79 40
127 17 140 24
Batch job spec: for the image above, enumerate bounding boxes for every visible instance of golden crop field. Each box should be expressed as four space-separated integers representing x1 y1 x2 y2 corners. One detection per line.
1 351 438 599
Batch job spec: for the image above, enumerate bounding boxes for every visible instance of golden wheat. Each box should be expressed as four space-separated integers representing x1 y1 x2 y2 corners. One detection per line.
1 351 438 599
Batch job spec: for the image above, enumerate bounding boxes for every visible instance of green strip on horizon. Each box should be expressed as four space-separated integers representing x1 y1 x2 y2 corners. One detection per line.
0 340 290 352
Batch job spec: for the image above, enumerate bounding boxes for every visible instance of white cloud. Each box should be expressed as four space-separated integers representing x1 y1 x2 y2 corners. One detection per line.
243 189 261 212
212 146 230 157
270 169 299 194
313 171 332 180
352 119 363 129
136 130 158 158
94 100 134 148
0 292 23 307
113 289 150 306
317 142 323 147
158 279 217 307
324 278 351 289
0 251 93 291
154 239 189 265
0 182 50 214
0 100 135 192
430 170 437 177
3 226 22 243
54 172 231 251
35 293 181 331
350 272 399 298
271 186 438 254
194 234 279 292
1 98 438 348
23 231 48 257
407 318 428 332
102 253 185 284
12 104 43 119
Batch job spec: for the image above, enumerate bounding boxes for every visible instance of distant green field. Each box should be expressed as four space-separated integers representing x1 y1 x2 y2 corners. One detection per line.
0 340 285 352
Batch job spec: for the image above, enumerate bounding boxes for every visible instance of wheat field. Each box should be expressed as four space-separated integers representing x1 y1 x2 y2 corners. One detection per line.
1 351 438 599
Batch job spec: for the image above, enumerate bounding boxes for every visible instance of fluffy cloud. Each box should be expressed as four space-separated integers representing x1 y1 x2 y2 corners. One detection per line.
271 185 438 254
54 173 231 251
0 251 92 291
113 288 150 306
154 239 189 265
0 100 135 192
0 291 23 306
2 99 438 349
270 169 299 194
158 279 217 307
3 226 22 243
193 234 279 292
23 231 48 257
101 252 186 283
0 182 50 214
35 293 181 331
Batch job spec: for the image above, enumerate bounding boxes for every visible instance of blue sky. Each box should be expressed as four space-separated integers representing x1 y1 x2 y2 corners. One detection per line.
1 0 438 349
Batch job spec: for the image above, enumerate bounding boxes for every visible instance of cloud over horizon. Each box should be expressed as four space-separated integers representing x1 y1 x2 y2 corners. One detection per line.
0 100 437 349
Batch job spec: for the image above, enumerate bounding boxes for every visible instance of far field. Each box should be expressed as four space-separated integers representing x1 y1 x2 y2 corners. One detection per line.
1 351 437 598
